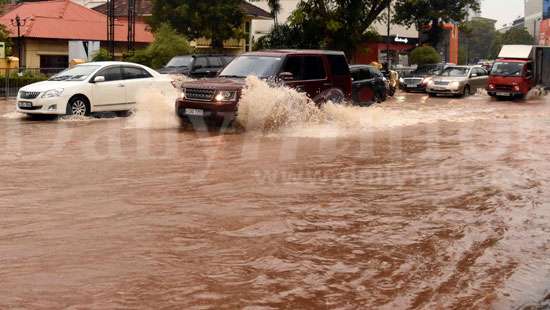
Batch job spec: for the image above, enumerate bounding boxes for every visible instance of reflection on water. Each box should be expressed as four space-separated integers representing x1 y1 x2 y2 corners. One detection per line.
0 90 549 309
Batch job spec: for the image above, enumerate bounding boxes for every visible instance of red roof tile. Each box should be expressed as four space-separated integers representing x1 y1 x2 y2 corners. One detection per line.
0 0 153 43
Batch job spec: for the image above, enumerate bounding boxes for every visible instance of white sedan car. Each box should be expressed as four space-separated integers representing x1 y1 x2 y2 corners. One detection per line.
16 61 173 116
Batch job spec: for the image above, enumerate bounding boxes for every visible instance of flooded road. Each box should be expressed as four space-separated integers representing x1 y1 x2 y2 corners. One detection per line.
1 89 549 309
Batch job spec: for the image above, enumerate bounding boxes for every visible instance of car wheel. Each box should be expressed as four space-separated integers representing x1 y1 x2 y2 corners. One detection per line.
67 97 89 116
462 86 471 97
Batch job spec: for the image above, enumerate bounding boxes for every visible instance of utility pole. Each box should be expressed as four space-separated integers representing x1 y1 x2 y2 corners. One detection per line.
127 0 136 53
10 15 27 70
386 0 391 68
107 0 116 60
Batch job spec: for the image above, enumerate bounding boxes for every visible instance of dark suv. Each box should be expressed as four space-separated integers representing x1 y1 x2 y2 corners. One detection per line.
158 55 234 78
175 50 352 123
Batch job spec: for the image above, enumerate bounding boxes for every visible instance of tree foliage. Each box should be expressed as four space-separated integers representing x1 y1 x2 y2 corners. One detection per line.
459 19 497 63
393 0 480 47
254 0 390 57
126 24 193 69
409 46 441 65
150 0 244 50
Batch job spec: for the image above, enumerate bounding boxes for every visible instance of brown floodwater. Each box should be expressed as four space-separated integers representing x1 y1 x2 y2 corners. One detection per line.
1 85 549 309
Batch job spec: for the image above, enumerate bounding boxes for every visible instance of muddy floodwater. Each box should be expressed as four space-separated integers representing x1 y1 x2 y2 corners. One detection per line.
1 87 549 309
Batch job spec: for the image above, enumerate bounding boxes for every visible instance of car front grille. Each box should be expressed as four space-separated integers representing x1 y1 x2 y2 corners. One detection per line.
495 85 513 91
184 88 216 101
19 91 41 99
434 81 449 86
403 78 422 85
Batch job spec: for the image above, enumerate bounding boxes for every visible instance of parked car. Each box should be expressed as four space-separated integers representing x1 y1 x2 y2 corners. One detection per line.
16 61 173 117
400 63 448 92
426 65 489 97
350 64 387 105
175 50 353 124
487 45 550 99
158 55 234 78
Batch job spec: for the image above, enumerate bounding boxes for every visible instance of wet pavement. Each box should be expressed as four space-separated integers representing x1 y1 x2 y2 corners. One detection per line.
1 89 549 309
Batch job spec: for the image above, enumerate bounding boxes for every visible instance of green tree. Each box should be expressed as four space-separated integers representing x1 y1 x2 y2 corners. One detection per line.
92 48 112 61
491 28 535 59
409 46 441 65
126 24 193 69
394 0 480 47
150 0 244 50
274 0 391 57
459 18 497 63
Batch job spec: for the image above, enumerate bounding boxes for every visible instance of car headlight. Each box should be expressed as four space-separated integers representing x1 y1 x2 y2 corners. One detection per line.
181 88 186 99
427 80 435 87
422 77 432 84
215 90 237 102
41 88 64 98
449 82 460 89
399 78 404 84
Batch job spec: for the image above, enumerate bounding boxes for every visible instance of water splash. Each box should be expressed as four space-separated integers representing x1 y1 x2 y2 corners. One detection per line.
236 77 496 137
126 75 188 130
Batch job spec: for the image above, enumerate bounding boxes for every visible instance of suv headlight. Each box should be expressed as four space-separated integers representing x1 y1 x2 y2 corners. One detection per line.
215 90 237 101
181 88 186 99
41 88 64 98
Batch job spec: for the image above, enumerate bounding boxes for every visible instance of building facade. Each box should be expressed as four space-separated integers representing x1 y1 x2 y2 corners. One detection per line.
526 0 543 39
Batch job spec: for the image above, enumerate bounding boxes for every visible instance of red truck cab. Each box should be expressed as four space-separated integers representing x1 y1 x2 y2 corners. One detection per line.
487 59 534 99
487 45 550 99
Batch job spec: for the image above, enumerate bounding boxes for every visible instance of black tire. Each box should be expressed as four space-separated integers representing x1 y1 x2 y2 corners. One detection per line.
66 96 90 116
115 110 132 117
462 85 471 98
428 93 436 97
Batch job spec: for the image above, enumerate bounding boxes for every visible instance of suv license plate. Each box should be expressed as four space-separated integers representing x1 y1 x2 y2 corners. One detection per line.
407 84 417 88
185 108 204 116
496 92 510 96
18 101 32 108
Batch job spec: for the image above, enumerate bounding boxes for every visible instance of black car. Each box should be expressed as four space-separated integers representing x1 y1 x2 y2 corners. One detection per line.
350 65 387 105
158 55 235 78
400 63 447 92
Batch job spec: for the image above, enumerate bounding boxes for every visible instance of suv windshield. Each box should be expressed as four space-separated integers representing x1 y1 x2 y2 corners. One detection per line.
49 65 100 81
219 56 282 78
166 56 193 68
491 62 524 76
440 67 469 77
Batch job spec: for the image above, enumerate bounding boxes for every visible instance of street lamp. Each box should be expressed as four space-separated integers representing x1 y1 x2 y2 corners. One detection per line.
10 15 27 70
386 0 392 68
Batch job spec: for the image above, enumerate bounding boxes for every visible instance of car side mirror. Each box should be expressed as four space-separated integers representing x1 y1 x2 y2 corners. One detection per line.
93 76 105 83
279 72 294 81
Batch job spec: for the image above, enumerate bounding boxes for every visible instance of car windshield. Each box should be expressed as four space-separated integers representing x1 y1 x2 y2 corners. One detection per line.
490 62 524 76
49 65 100 81
219 56 282 78
166 56 193 68
440 67 469 77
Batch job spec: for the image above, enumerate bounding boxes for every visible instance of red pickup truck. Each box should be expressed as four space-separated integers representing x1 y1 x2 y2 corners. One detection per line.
175 50 352 125
487 45 550 99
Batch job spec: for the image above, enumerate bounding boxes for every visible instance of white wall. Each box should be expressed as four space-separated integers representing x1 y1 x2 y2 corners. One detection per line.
70 0 107 8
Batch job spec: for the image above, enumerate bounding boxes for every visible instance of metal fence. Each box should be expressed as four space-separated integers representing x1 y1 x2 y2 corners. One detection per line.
0 67 66 99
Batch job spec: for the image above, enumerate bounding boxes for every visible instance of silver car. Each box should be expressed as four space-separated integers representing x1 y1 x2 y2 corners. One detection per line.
426 65 489 97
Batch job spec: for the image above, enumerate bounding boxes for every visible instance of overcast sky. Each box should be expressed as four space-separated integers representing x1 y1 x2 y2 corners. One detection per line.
480 0 524 28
